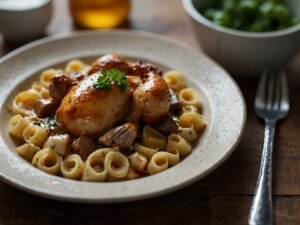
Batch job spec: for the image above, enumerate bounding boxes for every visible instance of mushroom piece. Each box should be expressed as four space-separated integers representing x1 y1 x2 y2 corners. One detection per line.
71 135 98 160
49 73 74 101
153 114 179 134
128 152 148 172
35 98 60 118
99 122 139 150
43 134 72 157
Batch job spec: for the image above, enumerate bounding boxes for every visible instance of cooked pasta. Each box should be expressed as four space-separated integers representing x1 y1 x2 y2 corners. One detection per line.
105 151 129 178
165 148 180 166
147 151 180 175
16 143 41 162
167 134 192 156
31 82 50 99
8 56 207 181
182 105 198 113
81 148 111 182
177 127 198 142
40 69 57 87
142 125 167 150
32 148 61 175
178 88 201 109
8 115 30 140
12 89 42 115
65 59 86 73
163 70 186 92
147 152 168 175
134 143 158 159
23 125 49 147
61 154 84 180
178 112 206 133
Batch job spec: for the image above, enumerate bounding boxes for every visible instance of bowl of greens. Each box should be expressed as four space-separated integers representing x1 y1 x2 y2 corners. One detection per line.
183 0 300 76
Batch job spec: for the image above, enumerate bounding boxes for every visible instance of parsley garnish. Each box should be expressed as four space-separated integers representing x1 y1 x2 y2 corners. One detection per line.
33 122 41 126
43 115 60 130
32 116 60 131
93 69 128 92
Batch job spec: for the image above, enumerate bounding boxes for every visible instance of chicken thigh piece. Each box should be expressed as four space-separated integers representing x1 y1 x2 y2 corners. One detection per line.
56 73 131 137
130 73 171 124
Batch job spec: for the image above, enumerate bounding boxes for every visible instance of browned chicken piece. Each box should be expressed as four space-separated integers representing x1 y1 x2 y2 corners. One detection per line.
126 76 142 94
99 122 139 150
49 74 73 101
56 72 132 137
72 135 98 160
130 73 171 124
88 54 132 75
129 61 163 79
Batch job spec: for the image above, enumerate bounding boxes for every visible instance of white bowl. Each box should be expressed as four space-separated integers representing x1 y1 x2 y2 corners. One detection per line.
183 0 300 76
0 30 246 203
0 0 52 43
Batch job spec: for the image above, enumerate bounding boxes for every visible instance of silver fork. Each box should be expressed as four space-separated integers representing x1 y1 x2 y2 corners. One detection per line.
248 70 289 225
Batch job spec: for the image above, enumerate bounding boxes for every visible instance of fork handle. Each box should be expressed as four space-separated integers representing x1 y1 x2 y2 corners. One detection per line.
249 119 276 225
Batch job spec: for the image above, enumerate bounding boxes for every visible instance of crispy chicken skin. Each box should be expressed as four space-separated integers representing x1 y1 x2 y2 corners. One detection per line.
131 73 171 123
56 73 131 137
88 54 132 75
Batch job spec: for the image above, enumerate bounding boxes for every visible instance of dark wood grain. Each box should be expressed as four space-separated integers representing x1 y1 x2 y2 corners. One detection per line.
1 0 300 225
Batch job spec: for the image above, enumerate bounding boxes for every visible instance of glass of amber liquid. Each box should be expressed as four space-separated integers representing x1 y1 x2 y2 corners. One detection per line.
70 0 130 29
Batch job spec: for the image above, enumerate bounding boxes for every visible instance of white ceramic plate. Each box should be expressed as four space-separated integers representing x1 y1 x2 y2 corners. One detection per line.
0 30 246 203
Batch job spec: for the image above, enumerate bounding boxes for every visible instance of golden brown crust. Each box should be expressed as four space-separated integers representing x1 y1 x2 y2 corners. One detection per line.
132 75 171 124
56 73 131 137
88 54 132 75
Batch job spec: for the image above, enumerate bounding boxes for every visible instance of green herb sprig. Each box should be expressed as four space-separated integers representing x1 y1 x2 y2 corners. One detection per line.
44 116 60 130
33 115 60 131
93 69 128 92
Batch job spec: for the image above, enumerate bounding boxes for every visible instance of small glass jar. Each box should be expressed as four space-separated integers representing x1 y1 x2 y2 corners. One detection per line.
69 0 130 29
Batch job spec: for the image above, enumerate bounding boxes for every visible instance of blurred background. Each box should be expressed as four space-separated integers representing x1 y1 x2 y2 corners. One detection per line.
0 0 299 78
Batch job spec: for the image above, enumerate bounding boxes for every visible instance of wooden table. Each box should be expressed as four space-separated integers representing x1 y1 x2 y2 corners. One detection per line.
1 1 300 224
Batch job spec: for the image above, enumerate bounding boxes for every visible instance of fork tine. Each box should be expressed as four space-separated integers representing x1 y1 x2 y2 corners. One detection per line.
273 70 281 110
266 70 275 110
280 70 289 112
255 70 268 109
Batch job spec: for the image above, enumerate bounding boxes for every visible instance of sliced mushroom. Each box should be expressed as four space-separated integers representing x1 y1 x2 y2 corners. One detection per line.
35 98 60 118
99 122 139 150
153 114 179 134
49 73 73 101
71 135 98 160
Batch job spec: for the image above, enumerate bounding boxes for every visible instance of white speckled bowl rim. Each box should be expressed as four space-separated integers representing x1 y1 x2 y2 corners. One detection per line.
0 30 246 203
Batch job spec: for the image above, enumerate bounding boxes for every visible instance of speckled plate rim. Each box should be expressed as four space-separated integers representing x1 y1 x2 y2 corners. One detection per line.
0 30 246 203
